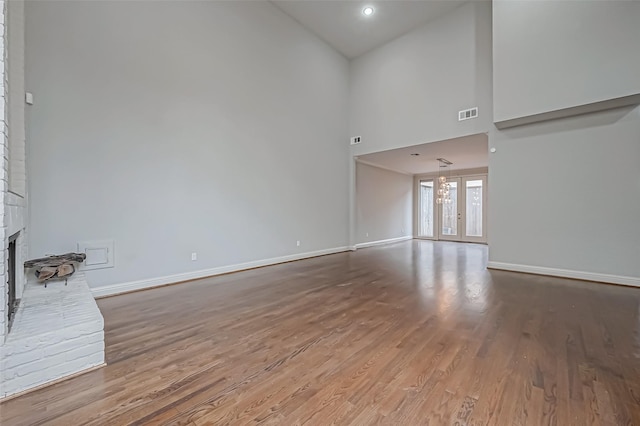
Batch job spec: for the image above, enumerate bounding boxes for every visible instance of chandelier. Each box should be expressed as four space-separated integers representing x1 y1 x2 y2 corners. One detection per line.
436 158 452 204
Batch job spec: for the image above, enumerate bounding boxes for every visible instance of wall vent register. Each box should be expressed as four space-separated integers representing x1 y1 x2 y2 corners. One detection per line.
458 107 478 121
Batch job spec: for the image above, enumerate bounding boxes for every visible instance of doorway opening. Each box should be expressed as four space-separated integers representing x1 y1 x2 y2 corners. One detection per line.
355 133 488 246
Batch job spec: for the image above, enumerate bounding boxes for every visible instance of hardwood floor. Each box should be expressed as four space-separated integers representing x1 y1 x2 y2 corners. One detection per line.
2 240 639 425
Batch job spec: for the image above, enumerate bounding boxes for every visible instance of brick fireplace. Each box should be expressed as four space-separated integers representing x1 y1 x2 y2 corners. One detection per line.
0 196 27 344
0 0 105 400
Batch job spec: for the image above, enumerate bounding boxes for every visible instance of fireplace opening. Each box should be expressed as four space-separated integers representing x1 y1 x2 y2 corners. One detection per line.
7 233 19 329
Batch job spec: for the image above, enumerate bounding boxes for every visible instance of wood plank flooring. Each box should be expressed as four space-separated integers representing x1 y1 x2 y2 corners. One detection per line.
1 240 639 425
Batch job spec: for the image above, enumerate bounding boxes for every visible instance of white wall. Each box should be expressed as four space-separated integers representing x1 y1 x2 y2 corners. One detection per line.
356 162 412 245
488 106 640 280
25 1 350 289
493 1 640 123
489 0 640 282
348 1 492 156
25 0 640 291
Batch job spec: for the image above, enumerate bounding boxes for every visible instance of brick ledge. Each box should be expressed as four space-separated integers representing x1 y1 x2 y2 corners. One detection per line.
1 272 105 398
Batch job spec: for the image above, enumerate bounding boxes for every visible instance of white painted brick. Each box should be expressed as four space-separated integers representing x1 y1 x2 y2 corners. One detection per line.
2 346 43 369
3 338 39 356
2 364 16 380
53 354 103 380
66 347 105 369
1 273 105 398
64 341 104 362
43 334 92 357
9 371 44 391
46 363 78 381
86 331 104 345
44 332 104 358
85 351 105 366
11 349 68 377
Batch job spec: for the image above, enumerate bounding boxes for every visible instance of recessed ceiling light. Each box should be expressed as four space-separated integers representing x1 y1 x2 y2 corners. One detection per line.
363 6 374 16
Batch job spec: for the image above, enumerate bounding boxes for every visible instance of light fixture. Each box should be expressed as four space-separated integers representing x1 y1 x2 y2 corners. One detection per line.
363 6 374 16
436 158 453 205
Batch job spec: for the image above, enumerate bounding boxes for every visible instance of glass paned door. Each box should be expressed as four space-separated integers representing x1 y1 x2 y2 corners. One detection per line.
418 180 434 238
438 178 460 241
465 180 483 237
462 176 487 243
435 176 487 243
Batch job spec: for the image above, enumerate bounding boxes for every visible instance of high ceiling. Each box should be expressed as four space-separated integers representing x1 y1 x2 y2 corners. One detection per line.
271 1 466 58
356 133 488 175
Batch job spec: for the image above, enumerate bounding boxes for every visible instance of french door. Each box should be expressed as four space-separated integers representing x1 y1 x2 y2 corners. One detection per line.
438 178 462 241
461 177 487 243
417 175 487 243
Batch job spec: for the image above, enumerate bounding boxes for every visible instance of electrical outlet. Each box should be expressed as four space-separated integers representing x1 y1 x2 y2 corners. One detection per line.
350 136 362 145
366 232 369 237
191 252 197 261
296 240 301 247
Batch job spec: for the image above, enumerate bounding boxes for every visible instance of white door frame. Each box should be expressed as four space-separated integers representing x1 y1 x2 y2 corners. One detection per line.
438 177 462 241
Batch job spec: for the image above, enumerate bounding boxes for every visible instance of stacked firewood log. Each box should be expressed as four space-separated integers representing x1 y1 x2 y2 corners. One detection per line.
24 253 86 286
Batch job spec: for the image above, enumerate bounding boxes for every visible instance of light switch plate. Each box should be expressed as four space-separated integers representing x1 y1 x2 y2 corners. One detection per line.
77 239 115 270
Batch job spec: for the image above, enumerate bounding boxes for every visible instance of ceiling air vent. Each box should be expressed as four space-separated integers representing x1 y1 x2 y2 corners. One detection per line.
458 107 478 121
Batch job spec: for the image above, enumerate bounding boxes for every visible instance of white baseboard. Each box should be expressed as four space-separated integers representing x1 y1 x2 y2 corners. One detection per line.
487 261 640 288
354 236 413 250
91 246 351 298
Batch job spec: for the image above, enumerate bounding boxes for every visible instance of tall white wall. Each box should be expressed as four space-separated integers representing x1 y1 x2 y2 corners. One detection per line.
24 0 640 292
493 1 640 123
348 1 492 156
489 1 640 283
356 163 412 245
25 1 350 289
